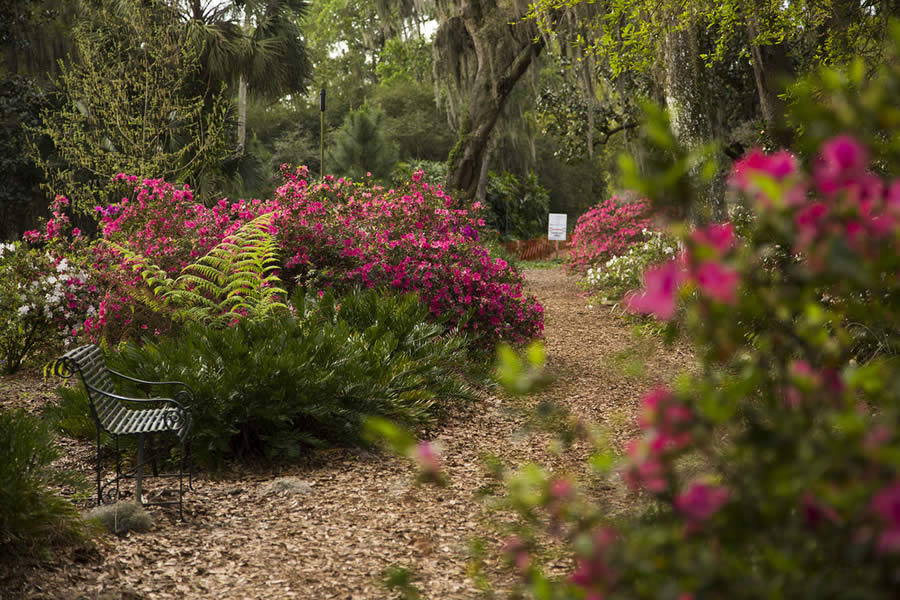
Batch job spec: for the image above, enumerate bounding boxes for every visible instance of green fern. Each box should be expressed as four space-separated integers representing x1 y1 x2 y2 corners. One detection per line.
106 213 288 326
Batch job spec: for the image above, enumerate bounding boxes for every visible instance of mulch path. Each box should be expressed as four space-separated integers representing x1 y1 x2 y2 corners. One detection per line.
0 267 688 599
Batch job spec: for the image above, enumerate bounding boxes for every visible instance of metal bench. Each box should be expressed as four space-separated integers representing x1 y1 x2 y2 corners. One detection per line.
55 344 193 519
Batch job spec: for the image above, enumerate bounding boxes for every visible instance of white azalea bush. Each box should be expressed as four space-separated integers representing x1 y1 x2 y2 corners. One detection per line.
0 241 95 373
581 229 678 303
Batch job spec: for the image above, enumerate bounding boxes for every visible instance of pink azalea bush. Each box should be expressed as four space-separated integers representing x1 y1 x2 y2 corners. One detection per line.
41 168 542 348
566 194 654 274
272 167 543 346
469 52 900 598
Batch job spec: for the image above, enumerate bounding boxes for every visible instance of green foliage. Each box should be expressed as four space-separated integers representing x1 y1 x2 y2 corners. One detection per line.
391 160 448 188
104 288 472 465
495 342 552 396
27 2 231 214
327 105 398 181
44 385 101 442
110 213 288 327
0 75 44 240
485 170 550 240
375 37 432 85
787 38 900 169
381 564 423 600
372 79 455 163
0 409 84 558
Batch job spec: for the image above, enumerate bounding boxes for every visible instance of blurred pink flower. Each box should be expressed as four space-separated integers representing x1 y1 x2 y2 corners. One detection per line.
625 259 685 320
731 148 798 189
693 261 739 304
691 223 735 255
675 482 729 521
871 482 900 553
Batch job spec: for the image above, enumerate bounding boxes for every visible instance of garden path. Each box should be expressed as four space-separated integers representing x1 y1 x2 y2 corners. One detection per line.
2 267 687 599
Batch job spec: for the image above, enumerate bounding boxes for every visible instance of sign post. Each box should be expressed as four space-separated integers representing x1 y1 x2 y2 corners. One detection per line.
319 88 326 179
548 213 567 259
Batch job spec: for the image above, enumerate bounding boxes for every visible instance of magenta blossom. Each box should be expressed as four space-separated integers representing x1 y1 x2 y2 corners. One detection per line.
625 259 686 320
675 482 730 522
731 148 798 191
801 493 840 530
691 223 735 256
815 135 868 195
412 441 441 477
693 261 739 304
871 482 900 553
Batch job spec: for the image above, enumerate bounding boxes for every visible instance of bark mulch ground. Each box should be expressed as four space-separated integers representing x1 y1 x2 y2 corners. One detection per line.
0 267 688 600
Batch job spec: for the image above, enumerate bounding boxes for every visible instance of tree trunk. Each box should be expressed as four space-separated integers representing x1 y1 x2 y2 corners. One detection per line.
475 138 493 203
746 2 794 147
236 8 250 155
444 0 545 201
662 19 725 222
237 73 247 153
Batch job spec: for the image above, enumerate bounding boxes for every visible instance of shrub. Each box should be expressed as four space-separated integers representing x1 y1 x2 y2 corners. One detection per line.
0 409 84 558
274 169 544 348
566 194 653 274
44 385 102 442
582 228 678 301
0 237 94 374
392 160 448 188
484 170 550 240
475 45 900 599
103 288 473 465
85 169 543 349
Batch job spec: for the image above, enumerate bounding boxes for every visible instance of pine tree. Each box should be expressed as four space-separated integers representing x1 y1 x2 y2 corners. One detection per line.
327 105 398 181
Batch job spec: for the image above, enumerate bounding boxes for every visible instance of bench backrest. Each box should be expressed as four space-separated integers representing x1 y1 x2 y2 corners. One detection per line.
61 344 121 428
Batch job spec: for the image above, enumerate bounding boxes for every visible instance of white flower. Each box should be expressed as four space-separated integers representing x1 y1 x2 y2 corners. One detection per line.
17 304 30 316
56 259 69 273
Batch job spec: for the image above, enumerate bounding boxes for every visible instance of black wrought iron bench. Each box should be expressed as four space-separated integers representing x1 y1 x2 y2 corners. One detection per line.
55 344 193 519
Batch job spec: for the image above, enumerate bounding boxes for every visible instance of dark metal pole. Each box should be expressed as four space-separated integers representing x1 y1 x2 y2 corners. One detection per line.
319 88 326 179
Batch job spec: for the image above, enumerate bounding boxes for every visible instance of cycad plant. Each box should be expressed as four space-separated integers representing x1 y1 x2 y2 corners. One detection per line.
101 288 472 464
109 212 288 327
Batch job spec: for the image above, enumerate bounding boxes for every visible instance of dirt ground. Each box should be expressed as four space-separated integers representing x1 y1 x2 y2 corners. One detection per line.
0 267 688 600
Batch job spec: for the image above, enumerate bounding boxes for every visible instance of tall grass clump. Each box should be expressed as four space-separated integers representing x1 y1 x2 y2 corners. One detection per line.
0 409 84 559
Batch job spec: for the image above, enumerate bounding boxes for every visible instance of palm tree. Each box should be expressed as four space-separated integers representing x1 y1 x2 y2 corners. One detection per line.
174 0 313 154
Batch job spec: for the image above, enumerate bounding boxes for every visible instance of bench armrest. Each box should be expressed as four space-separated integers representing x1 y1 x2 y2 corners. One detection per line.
85 383 191 415
106 369 195 404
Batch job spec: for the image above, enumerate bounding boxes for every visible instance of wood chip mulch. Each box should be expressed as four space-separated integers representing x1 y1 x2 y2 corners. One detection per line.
0 267 689 600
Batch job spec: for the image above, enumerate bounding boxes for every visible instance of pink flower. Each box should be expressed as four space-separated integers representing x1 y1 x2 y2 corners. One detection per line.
693 261 739 304
625 259 686 320
675 482 729 522
691 223 735 255
815 135 868 195
412 441 441 476
731 149 798 189
872 482 900 553
549 477 574 501
624 439 668 493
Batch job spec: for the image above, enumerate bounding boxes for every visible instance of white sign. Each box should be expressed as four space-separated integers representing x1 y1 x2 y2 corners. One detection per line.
548 213 567 241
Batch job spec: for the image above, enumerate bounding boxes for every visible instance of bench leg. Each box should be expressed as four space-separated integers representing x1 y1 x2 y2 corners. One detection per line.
136 433 145 505
96 426 103 506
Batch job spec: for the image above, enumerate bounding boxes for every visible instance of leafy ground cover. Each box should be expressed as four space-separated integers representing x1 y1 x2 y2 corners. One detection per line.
0 267 686 598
